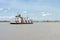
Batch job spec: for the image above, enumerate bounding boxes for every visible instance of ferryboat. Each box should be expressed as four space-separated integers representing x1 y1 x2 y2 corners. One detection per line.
10 13 33 24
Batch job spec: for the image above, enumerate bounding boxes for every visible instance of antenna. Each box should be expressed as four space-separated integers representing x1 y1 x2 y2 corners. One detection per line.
16 11 21 17
17 11 19 15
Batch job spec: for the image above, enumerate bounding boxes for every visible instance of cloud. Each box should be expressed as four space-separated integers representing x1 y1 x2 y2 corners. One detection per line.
22 11 27 13
0 8 4 11
41 12 51 17
4 10 8 13
0 16 15 19
0 8 9 13
42 13 49 16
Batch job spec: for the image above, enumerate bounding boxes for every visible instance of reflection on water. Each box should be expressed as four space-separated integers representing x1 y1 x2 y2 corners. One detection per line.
0 22 60 40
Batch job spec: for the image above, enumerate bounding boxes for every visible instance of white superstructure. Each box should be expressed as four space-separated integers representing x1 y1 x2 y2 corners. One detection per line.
14 14 33 23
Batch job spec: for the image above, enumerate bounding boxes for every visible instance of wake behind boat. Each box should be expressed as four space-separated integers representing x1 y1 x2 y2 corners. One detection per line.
10 13 33 24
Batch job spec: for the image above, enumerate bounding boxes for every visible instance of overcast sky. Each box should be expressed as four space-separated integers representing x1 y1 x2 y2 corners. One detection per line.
0 0 60 21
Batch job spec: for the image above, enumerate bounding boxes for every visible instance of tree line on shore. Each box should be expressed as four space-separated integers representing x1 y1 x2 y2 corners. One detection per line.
0 20 60 22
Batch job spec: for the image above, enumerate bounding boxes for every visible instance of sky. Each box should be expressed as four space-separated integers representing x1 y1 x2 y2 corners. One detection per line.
0 0 60 21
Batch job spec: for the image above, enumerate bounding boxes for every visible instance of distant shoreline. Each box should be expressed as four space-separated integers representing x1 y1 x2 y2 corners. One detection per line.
0 21 10 22
0 21 60 22
33 21 60 22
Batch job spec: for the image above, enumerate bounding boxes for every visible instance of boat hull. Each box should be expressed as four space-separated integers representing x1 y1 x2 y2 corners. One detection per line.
10 23 33 24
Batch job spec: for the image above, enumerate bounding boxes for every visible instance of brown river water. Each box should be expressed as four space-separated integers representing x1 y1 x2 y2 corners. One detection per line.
0 22 60 40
